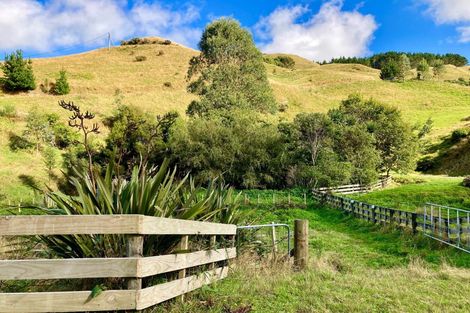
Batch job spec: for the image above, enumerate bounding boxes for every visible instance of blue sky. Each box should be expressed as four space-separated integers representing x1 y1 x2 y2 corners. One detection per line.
1 0 469 62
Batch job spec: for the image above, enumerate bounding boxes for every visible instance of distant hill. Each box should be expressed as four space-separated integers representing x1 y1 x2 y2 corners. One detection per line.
1 38 470 202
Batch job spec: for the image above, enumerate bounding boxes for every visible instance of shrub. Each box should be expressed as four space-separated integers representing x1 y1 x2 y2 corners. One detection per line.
53 70 70 95
0 103 17 118
163 81 172 88
380 61 401 81
450 128 468 143
463 176 470 188
134 55 147 62
0 50 36 92
161 39 172 45
157 50 164 56
273 56 295 69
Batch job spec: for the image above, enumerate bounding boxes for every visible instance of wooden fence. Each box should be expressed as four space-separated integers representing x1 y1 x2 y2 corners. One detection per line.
313 190 470 249
0 215 237 312
316 176 392 195
312 190 420 232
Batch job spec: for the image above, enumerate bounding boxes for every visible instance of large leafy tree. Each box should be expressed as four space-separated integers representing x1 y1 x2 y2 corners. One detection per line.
1 50 36 92
329 94 418 176
186 18 276 116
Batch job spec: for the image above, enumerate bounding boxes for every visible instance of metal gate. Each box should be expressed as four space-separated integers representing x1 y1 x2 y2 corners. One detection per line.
423 203 470 253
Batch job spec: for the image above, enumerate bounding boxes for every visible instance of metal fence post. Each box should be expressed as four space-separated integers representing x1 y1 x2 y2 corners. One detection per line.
294 220 308 270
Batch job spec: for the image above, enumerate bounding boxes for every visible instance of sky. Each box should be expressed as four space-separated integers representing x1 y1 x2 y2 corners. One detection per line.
0 0 469 62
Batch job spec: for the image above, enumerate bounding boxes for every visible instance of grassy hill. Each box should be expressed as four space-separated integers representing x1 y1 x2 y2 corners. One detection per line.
1 39 470 203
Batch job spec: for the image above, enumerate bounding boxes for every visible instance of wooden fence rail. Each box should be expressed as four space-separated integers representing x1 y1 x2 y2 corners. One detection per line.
316 176 392 195
312 190 470 249
0 215 237 313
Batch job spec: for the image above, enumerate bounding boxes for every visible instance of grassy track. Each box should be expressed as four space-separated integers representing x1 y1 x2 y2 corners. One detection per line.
151 198 470 313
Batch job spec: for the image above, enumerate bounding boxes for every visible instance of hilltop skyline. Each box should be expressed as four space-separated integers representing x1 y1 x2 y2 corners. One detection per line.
0 0 469 62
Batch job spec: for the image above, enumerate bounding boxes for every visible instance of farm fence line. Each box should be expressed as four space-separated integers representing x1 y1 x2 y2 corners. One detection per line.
312 190 470 253
0 215 237 312
315 175 392 195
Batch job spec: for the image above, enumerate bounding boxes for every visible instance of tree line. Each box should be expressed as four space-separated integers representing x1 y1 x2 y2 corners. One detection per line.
328 52 468 68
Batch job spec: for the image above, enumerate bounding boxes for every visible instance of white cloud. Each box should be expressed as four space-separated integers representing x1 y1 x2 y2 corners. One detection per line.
0 0 201 53
458 26 470 43
420 0 470 43
255 0 378 62
421 0 470 24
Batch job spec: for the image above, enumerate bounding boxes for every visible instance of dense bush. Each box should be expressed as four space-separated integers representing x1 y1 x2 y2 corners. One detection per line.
264 55 296 69
463 176 470 188
0 50 36 92
53 70 70 95
380 61 401 81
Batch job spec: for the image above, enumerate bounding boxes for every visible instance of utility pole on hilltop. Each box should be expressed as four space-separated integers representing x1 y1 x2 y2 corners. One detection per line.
107 32 111 51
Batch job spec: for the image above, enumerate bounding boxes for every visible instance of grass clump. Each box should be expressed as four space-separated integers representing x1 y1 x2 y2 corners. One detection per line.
134 55 147 62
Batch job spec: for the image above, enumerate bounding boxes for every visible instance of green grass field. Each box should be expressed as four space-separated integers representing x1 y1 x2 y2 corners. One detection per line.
351 174 470 212
151 197 470 312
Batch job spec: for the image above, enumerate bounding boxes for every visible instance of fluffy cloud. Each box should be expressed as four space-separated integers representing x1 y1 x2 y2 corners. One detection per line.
0 0 201 53
255 1 378 62
420 0 470 42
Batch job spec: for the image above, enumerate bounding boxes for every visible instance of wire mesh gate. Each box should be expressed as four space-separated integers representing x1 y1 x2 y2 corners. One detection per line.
423 203 470 253
237 223 291 257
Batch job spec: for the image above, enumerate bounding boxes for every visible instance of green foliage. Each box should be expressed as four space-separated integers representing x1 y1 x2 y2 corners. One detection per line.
329 51 468 69
8 132 33 151
170 110 282 188
380 60 401 81
433 59 445 78
418 118 433 139
53 70 70 95
0 103 17 118
330 94 418 176
37 159 241 259
23 109 54 153
0 50 36 92
463 176 470 188
264 55 296 69
103 105 178 176
417 59 430 80
186 18 276 116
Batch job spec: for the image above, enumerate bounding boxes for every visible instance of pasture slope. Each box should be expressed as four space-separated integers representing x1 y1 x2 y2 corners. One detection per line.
1 39 470 201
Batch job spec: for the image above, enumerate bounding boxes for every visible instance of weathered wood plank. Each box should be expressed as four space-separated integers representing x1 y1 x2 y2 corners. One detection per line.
0 258 137 280
136 267 229 310
140 216 237 235
0 290 136 312
0 215 141 236
0 215 236 236
139 248 236 277
0 248 236 280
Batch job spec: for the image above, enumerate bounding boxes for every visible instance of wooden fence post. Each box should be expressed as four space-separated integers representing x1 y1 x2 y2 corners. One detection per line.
127 235 144 290
177 235 189 301
371 205 376 223
411 213 418 234
294 220 308 270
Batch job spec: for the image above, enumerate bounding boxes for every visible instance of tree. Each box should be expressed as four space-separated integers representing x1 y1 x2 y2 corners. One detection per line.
329 94 418 176
23 109 54 153
103 105 178 176
42 146 57 182
433 59 445 79
397 54 411 81
186 18 276 117
380 60 401 81
417 59 430 80
0 50 36 92
53 70 70 95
